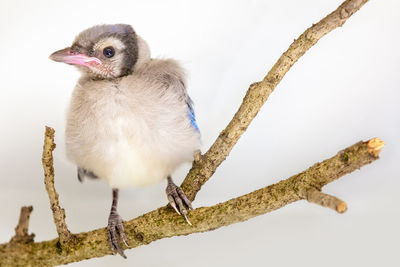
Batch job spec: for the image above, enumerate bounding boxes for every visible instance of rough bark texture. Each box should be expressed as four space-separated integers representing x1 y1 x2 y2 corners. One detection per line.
0 0 373 266
42 127 75 245
9 206 35 244
304 189 347 213
180 0 369 201
0 138 382 266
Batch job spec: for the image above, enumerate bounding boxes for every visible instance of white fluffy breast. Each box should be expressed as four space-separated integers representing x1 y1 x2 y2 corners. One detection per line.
65 61 200 188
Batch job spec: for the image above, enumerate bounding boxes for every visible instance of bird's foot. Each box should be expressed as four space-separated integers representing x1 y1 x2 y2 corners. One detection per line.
107 211 129 258
166 177 193 225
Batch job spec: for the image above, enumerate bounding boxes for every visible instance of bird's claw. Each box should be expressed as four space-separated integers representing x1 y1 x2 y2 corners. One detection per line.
77 167 98 183
166 182 193 225
107 211 129 258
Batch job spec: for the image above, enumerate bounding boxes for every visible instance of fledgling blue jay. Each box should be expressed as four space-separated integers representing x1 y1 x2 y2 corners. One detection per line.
49 24 201 258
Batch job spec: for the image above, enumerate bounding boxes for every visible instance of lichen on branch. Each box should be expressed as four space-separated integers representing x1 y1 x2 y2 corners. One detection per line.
0 0 373 266
0 137 383 266
181 0 370 201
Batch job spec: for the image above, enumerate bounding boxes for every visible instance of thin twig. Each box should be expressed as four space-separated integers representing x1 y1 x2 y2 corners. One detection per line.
10 206 35 244
42 126 74 245
303 189 347 213
181 0 370 201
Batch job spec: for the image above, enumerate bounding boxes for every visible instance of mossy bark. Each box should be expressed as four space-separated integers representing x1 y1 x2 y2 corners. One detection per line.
0 0 372 265
181 0 370 201
0 139 379 266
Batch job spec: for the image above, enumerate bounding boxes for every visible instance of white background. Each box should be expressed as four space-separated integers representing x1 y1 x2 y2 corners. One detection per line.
0 0 399 266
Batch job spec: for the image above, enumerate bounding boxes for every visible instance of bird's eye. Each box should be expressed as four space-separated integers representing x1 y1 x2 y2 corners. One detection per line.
103 46 115 58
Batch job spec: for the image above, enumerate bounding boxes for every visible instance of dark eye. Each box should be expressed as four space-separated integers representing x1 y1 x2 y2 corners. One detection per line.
103 46 115 58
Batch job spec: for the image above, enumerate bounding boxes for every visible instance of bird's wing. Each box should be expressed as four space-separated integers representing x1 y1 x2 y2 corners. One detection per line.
176 77 199 133
185 95 199 132
145 58 200 133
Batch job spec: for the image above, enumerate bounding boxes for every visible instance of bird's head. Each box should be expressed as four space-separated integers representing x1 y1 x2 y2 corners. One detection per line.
49 24 150 80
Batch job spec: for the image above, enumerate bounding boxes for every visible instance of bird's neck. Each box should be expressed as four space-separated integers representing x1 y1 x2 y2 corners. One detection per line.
134 35 151 71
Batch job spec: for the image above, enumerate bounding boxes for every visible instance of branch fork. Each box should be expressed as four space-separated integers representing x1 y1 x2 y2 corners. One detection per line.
0 0 376 265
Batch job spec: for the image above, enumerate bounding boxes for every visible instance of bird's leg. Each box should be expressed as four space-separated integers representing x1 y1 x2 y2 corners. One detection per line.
77 167 98 182
166 176 193 225
107 188 129 258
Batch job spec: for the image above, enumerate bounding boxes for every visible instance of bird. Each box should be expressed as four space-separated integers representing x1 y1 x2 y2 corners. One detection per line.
49 24 201 258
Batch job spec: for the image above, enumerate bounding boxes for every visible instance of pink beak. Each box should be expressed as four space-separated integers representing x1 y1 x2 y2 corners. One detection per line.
49 47 101 66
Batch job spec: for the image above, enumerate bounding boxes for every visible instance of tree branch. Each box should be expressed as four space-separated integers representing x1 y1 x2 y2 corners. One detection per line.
0 137 383 266
0 0 373 265
9 206 35 244
42 126 75 245
181 0 369 201
304 189 347 213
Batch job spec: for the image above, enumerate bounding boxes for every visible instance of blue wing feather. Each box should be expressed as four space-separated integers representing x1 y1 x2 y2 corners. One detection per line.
186 98 199 132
